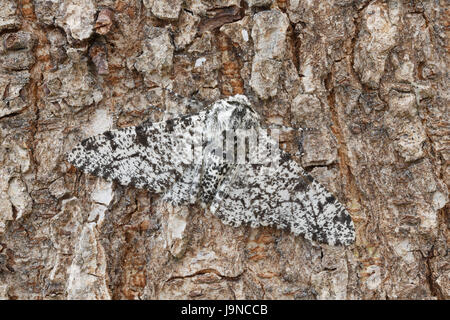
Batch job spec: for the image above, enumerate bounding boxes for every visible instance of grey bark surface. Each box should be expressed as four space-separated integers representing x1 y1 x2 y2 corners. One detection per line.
0 0 448 299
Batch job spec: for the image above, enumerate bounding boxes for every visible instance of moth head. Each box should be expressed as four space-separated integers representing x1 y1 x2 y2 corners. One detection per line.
209 95 260 130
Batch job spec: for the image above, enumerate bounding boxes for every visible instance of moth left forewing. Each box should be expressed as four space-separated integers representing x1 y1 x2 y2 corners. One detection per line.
162 164 203 205
67 112 207 196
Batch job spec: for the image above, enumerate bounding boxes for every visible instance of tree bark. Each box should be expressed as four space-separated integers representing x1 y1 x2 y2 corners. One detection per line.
0 0 448 299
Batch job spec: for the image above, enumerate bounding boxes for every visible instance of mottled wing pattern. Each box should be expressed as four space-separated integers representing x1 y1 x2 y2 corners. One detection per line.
67 94 355 246
67 113 206 198
209 130 355 246
161 164 203 205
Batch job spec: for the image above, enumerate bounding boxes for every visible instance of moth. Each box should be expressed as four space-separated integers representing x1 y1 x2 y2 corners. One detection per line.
67 95 355 246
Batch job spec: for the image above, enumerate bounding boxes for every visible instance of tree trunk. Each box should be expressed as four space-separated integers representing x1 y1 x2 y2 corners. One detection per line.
0 0 448 300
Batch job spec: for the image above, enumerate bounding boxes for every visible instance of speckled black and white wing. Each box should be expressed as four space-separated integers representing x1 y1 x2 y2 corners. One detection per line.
67 94 355 246
67 113 206 203
209 131 355 246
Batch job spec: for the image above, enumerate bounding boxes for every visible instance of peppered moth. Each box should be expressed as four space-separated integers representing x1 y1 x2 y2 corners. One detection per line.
67 95 355 246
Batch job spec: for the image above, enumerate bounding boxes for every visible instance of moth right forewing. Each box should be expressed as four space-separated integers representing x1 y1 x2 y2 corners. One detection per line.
208 134 355 246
